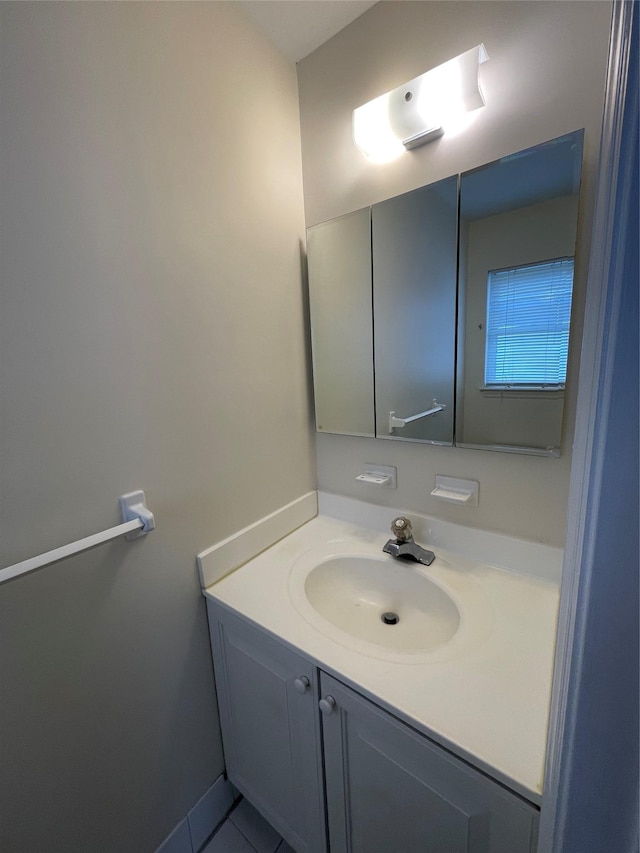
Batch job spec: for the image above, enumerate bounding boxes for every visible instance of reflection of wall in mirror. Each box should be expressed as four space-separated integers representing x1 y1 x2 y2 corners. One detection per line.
459 195 579 449
373 181 458 444
307 209 375 437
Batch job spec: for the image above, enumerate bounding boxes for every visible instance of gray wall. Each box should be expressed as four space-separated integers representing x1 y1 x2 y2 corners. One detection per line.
297 0 612 546
0 3 315 851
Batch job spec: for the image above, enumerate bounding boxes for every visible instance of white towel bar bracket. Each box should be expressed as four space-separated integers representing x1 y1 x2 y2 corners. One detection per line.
0 490 156 585
119 490 156 539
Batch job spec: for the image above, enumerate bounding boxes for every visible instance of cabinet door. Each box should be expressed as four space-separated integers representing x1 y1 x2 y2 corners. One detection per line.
320 674 538 853
372 177 458 444
207 603 326 853
307 208 375 438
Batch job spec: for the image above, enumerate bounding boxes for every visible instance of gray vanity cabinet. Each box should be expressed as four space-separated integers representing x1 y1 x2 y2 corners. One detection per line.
207 602 539 853
320 673 539 853
207 603 327 853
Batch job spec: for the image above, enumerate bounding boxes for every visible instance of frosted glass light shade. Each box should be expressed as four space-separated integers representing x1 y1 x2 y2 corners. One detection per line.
353 44 489 162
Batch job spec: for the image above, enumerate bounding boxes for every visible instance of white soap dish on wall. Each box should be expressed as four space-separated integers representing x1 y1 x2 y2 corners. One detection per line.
430 475 479 506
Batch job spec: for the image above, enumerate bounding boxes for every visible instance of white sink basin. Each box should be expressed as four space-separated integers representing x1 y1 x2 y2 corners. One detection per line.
303 555 460 652
287 540 490 662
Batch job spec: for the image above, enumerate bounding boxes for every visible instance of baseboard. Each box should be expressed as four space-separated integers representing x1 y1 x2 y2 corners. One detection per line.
156 818 192 853
156 775 238 853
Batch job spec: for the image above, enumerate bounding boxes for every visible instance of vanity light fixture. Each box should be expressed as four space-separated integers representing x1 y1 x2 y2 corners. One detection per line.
353 44 489 163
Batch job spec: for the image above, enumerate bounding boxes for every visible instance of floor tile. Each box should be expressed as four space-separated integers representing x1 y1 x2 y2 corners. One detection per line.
200 820 256 853
230 798 282 853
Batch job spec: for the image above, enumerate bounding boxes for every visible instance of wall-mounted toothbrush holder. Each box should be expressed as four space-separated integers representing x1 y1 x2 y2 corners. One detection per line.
430 475 479 506
356 464 397 488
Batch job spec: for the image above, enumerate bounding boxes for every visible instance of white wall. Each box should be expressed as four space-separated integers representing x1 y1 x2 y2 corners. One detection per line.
297 0 612 546
0 3 314 851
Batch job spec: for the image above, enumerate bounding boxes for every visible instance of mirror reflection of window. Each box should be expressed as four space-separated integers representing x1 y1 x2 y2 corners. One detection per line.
456 130 584 455
484 256 575 388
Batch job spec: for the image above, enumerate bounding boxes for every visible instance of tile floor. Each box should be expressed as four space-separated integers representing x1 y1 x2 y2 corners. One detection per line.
201 797 295 853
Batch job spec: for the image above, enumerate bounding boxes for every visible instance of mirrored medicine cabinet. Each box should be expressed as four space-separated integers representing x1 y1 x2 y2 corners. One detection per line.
306 130 584 456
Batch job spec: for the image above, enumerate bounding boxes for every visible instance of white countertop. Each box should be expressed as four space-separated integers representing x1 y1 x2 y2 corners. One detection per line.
203 506 560 805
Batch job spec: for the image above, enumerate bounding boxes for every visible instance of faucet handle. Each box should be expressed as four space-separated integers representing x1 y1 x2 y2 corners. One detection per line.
390 516 413 542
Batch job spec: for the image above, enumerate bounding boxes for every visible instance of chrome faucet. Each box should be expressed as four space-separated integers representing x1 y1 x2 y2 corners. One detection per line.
382 516 435 566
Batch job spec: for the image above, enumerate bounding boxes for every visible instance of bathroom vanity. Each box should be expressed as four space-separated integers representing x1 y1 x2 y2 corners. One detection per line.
201 497 561 853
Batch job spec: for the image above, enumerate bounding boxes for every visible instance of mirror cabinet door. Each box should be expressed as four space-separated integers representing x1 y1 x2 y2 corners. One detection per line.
307 208 375 437
305 131 584 455
372 177 458 444
456 131 584 455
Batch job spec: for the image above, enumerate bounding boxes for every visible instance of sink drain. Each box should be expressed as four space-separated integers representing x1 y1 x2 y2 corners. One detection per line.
381 611 400 625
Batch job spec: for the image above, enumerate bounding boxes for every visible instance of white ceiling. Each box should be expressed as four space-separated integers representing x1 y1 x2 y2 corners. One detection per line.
238 0 378 63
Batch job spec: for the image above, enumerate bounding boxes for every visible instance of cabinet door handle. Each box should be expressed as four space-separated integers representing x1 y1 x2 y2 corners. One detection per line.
319 695 336 715
294 676 310 695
